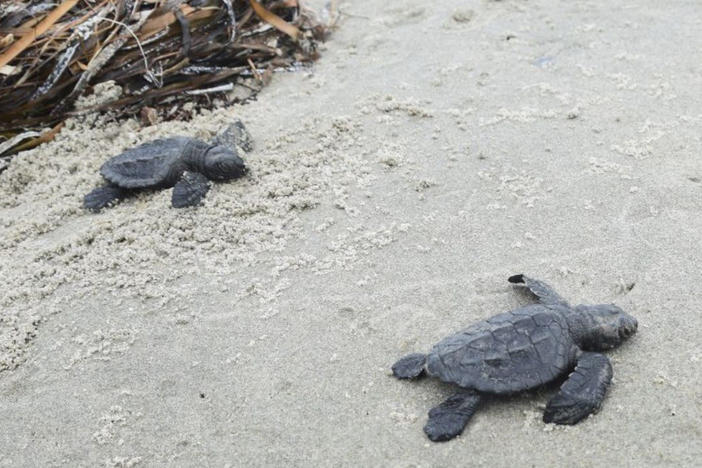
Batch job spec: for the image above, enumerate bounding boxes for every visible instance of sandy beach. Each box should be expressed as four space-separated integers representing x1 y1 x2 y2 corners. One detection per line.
1 0 701 466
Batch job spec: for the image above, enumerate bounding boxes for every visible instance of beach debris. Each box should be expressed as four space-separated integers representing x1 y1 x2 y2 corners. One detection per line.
84 120 250 211
0 0 327 156
391 274 638 442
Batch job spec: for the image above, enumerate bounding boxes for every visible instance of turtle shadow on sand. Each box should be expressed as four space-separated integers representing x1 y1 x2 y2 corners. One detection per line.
83 119 253 211
391 274 638 442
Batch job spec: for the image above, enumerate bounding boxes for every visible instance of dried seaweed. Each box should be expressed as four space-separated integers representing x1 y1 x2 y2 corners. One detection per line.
0 0 327 157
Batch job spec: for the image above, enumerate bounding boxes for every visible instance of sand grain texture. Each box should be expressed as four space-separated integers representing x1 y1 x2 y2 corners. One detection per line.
1 0 701 466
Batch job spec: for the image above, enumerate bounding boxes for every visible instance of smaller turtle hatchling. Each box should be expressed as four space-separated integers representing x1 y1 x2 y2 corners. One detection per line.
84 119 253 211
391 274 638 442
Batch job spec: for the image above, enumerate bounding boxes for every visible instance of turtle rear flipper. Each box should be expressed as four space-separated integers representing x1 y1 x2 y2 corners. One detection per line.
84 185 128 211
391 353 427 379
172 171 211 208
424 390 482 442
543 352 613 425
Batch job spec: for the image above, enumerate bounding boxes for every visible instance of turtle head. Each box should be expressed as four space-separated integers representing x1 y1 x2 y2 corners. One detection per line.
571 304 638 351
202 145 247 181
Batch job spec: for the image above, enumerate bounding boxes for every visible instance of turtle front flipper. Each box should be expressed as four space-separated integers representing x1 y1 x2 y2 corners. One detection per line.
543 352 613 425
391 353 427 379
424 389 482 442
84 185 128 211
172 171 211 208
213 119 254 152
508 274 569 306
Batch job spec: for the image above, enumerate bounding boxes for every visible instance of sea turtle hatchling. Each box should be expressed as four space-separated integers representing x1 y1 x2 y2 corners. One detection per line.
83 120 252 211
391 274 638 442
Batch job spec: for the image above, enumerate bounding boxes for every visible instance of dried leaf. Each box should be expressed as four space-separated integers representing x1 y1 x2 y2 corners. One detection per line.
248 0 301 41
140 106 159 126
0 0 79 69
139 5 198 39
11 122 65 153
0 130 40 155
0 34 15 48
0 64 20 76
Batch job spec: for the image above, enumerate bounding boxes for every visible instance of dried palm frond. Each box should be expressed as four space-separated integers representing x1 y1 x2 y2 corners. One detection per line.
0 0 327 157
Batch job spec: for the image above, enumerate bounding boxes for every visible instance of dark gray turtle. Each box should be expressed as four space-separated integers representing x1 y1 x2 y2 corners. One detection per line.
83 120 253 211
392 274 638 442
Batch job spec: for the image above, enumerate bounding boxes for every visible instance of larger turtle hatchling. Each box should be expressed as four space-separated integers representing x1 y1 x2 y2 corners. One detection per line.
391 274 638 442
83 120 252 211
